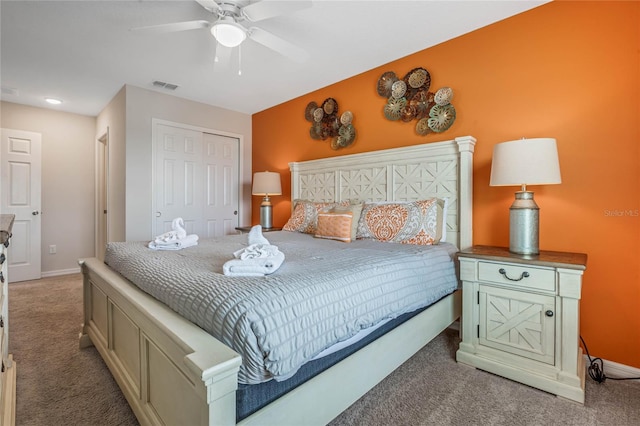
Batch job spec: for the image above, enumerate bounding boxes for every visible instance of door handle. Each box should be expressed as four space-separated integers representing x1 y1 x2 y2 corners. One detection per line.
156 211 162 217
234 211 238 215
32 210 40 216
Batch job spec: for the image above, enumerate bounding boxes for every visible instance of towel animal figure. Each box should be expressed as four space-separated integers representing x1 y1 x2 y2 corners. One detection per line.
148 234 199 250
248 224 270 245
149 217 198 250
223 225 285 276
153 217 188 244
172 217 187 239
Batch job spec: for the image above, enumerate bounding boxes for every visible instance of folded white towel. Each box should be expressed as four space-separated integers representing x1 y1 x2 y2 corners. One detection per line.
223 225 284 276
153 217 188 243
154 230 180 244
223 250 285 277
233 243 280 260
248 225 270 245
148 234 199 251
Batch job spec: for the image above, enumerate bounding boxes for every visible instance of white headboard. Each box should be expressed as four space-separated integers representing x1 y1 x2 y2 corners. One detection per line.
289 136 476 249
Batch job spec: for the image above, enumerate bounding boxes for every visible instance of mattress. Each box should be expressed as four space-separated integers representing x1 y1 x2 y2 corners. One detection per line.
104 231 458 385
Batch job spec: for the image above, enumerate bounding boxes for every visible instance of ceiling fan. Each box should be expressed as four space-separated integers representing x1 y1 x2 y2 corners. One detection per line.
132 0 312 63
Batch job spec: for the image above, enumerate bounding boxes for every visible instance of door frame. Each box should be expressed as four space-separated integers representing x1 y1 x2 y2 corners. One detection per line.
95 128 109 260
151 119 245 238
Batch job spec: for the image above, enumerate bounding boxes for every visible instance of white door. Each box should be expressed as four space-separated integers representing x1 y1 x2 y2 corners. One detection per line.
202 132 240 236
154 124 239 238
0 128 42 282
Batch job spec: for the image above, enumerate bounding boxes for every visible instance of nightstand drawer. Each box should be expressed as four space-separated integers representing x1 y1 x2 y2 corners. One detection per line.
478 261 556 292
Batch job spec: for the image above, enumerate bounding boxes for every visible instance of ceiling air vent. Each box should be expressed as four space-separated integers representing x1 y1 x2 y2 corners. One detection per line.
152 80 179 91
1 86 18 96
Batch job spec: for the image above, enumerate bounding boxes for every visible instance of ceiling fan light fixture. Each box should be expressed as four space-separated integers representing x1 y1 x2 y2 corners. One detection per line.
211 17 246 48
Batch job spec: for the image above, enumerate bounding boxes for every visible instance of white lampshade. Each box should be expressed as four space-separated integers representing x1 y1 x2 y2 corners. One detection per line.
490 138 561 188
252 172 282 196
211 17 246 48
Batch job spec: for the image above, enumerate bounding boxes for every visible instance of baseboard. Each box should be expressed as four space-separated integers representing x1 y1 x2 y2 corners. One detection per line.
584 355 640 379
41 267 81 278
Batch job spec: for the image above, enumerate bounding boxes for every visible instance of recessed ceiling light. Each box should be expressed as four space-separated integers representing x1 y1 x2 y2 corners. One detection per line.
45 97 62 105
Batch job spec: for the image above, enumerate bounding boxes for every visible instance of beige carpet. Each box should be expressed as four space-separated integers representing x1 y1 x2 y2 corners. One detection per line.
8 274 640 425
9 274 138 426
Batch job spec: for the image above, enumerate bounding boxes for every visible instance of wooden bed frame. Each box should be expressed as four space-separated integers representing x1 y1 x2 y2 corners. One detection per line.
79 136 476 426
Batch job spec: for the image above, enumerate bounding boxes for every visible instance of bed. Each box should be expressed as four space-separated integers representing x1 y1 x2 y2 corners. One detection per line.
79 135 476 426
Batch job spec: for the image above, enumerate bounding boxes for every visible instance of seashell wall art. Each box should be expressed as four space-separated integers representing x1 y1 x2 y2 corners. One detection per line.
377 67 456 136
305 98 356 150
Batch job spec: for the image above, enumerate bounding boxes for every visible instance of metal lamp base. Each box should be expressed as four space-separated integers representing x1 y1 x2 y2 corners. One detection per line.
259 196 273 229
509 191 539 255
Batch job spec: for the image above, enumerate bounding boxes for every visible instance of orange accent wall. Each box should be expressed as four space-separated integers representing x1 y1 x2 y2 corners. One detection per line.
252 1 640 368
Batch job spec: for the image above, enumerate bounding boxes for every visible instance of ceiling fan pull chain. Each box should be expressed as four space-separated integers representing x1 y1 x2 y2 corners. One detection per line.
238 44 242 76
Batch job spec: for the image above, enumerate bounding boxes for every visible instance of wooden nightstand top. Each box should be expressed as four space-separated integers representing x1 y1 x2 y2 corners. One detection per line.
458 245 587 271
235 226 283 233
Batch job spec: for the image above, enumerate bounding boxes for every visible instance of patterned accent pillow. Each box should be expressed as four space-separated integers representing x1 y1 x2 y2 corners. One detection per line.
315 211 354 242
283 200 345 234
356 199 445 245
329 202 363 241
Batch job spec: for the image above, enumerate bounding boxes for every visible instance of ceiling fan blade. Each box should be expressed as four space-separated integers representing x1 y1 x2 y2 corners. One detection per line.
131 20 210 34
195 0 221 14
242 0 312 22
248 26 309 63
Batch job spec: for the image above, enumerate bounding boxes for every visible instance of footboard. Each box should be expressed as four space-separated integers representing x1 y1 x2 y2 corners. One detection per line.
80 257 461 425
79 258 242 426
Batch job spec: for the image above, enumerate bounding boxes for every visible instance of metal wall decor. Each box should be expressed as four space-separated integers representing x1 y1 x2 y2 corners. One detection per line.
377 67 456 136
305 98 356 150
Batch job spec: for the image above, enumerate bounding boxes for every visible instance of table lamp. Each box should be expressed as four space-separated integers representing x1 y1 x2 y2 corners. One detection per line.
490 138 561 255
252 171 282 229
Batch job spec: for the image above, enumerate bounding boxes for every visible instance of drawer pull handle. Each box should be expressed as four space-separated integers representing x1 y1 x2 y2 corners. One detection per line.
545 310 554 317
498 268 529 281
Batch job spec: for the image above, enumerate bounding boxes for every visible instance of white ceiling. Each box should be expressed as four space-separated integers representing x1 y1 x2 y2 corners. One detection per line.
0 0 547 117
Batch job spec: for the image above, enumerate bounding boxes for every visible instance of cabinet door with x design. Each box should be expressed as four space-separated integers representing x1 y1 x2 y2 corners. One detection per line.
455 246 587 404
479 284 555 365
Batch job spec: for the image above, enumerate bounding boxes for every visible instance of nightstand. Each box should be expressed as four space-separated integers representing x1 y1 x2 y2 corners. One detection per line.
455 245 587 403
235 226 282 234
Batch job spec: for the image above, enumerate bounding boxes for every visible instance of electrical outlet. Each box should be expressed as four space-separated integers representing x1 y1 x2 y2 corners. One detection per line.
49 245 56 254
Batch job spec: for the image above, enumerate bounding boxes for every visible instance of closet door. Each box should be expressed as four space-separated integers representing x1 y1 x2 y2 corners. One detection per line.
202 133 239 237
154 124 239 238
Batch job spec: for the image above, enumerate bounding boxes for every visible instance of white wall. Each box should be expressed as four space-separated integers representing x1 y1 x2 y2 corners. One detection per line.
0 101 96 276
98 85 253 242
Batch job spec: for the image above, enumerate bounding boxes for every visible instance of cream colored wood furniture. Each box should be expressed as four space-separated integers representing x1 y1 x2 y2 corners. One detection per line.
456 245 587 403
0 214 16 426
79 136 476 425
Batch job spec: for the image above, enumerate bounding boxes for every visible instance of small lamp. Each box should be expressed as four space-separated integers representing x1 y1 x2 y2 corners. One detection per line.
490 138 561 255
252 171 282 229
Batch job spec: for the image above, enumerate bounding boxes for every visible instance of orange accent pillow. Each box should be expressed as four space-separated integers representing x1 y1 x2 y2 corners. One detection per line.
315 212 354 242
283 200 346 234
356 199 444 245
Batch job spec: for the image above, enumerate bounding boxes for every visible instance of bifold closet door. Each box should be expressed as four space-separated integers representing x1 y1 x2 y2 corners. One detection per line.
154 124 239 238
